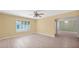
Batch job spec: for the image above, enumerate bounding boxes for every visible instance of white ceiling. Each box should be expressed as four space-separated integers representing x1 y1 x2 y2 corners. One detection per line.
0 10 75 19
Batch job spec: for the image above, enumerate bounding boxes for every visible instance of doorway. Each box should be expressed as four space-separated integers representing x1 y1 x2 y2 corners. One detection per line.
55 16 79 38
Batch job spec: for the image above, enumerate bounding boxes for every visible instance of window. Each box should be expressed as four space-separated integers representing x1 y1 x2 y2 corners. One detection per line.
16 20 30 32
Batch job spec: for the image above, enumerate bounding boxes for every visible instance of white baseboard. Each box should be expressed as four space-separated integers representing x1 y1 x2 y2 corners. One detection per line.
0 33 30 40
37 33 55 38
0 34 19 40
0 33 55 40
59 31 78 34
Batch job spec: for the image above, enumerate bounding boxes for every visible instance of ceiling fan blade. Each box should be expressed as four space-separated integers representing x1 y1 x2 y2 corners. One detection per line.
39 13 44 15
33 15 36 17
33 14 38 17
33 11 44 18
38 15 42 17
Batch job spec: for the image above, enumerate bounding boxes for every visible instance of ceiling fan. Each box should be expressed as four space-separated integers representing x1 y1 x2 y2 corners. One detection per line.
33 11 44 17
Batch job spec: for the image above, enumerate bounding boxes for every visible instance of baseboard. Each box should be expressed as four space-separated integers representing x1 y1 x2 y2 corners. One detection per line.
59 31 78 34
0 33 55 40
37 33 55 38
0 34 19 40
0 33 34 40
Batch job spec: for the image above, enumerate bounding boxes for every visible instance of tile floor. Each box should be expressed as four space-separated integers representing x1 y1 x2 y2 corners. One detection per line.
0 32 79 48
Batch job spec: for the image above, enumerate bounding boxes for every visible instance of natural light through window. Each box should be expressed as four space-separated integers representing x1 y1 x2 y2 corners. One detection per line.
16 20 30 32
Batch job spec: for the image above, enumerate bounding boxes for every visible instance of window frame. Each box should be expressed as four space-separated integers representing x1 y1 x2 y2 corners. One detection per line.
16 19 30 32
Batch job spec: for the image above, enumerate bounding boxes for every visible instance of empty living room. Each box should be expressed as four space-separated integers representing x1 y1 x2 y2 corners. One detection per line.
0 10 79 48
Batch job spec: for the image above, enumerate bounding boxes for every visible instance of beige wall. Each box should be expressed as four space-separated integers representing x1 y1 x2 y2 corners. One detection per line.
36 11 79 37
0 13 36 38
0 11 79 38
55 11 79 18
37 17 56 37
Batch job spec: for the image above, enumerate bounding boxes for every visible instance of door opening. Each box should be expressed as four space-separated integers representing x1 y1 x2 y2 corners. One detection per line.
55 16 79 38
